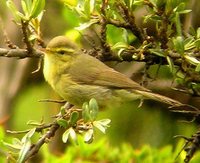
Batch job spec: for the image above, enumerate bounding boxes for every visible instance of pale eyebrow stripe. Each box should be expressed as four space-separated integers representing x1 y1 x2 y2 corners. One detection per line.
46 47 75 53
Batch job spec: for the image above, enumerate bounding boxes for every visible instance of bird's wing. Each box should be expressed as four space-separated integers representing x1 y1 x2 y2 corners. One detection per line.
68 53 149 91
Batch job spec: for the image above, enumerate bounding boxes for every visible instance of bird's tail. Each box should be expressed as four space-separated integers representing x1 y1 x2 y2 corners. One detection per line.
135 90 183 107
135 90 199 114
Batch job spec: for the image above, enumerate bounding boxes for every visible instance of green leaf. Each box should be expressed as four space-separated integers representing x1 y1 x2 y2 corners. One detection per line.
57 119 69 128
17 139 31 163
184 37 195 50
6 0 21 21
75 19 99 30
149 49 166 57
88 98 99 121
30 0 45 19
24 0 32 13
173 36 184 55
133 0 144 6
195 63 200 72
166 56 175 74
173 2 185 12
21 0 28 14
2 139 21 151
18 128 36 163
111 42 128 50
69 111 79 125
195 39 200 48
82 102 90 122
197 28 200 38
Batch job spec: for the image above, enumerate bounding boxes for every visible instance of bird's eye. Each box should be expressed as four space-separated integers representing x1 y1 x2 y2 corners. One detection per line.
58 50 65 55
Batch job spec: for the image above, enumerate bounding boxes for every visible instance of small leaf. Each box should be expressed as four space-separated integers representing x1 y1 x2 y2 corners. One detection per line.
17 138 31 163
93 119 111 134
195 39 200 48
57 119 69 128
184 55 200 66
82 102 90 122
197 28 200 38
21 128 35 143
30 0 45 19
75 19 99 30
166 56 175 74
88 98 99 121
18 128 35 163
173 36 184 55
195 63 200 72
84 129 94 144
149 49 166 57
69 128 78 144
60 106 66 116
111 42 128 50
69 111 79 125
184 37 195 50
2 141 21 151
6 0 21 21
21 0 28 14
62 128 70 143
62 128 78 144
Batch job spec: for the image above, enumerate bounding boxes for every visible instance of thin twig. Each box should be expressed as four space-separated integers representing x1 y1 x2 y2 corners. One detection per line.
38 99 66 104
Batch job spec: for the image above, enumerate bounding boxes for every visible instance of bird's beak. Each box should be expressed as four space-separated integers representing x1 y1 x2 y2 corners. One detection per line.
40 48 47 53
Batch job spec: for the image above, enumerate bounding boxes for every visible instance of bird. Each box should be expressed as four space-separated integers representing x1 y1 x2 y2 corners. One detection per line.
43 36 183 109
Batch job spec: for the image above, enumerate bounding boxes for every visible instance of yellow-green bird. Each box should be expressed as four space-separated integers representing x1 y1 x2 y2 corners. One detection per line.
43 36 182 109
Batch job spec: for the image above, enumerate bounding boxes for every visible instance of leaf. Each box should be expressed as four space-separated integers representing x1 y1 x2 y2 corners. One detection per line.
24 0 32 13
75 19 99 30
111 42 128 50
82 102 90 122
69 111 79 125
184 37 195 50
149 49 166 57
6 0 21 21
17 139 31 163
195 39 200 48
173 36 184 55
184 55 200 66
88 98 99 121
21 0 28 14
62 128 78 144
69 128 77 144
57 119 69 128
195 63 200 72
18 128 35 163
62 128 71 143
84 129 94 144
197 27 200 38
93 119 111 134
30 0 45 19
166 56 175 74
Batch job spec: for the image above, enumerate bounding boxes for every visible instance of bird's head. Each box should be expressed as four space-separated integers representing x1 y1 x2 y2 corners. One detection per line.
45 36 78 63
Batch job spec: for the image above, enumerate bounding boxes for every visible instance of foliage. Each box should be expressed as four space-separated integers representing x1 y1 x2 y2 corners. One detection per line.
2 0 200 162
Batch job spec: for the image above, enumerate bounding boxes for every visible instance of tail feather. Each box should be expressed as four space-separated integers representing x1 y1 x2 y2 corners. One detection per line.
135 90 182 107
135 90 199 115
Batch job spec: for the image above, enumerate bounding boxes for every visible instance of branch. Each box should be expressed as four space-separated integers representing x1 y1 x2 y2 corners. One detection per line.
24 123 60 161
0 48 43 58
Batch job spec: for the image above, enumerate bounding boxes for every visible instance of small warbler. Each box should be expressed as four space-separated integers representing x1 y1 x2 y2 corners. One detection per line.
43 36 182 109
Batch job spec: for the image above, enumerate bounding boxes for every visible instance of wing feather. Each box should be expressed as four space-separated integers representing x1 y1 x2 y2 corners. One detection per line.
68 53 149 91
